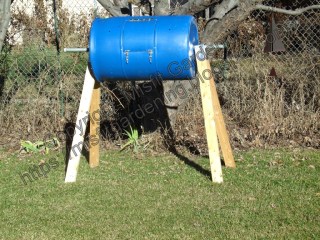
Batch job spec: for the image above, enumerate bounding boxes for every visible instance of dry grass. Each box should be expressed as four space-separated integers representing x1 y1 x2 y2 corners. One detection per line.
1 7 319 152
174 53 320 154
1 52 319 152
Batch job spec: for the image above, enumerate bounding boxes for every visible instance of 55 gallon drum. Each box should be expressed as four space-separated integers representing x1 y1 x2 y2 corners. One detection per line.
89 15 199 82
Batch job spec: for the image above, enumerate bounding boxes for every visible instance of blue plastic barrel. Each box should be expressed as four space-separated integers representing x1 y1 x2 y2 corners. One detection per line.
89 16 199 82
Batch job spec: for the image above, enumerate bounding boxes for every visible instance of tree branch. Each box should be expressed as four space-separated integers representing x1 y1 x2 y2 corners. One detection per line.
0 0 11 52
210 0 239 20
255 4 320 15
96 0 125 16
172 0 220 15
114 0 128 8
154 0 220 16
202 0 264 44
203 0 239 36
153 0 170 15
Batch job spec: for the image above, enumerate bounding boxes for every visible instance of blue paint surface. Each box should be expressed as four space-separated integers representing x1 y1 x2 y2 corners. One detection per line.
89 16 199 82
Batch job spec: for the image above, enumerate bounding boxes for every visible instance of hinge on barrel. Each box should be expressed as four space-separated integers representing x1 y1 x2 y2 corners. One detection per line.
148 49 153 63
124 50 130 63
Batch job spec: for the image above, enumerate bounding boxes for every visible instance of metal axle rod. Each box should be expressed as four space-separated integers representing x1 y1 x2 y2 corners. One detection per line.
64 48 89 53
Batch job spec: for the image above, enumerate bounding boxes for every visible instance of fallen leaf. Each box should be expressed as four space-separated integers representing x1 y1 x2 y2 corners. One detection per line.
39 160 45 166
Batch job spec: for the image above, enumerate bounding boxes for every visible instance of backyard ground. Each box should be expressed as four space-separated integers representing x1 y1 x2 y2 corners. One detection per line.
0 148 319 239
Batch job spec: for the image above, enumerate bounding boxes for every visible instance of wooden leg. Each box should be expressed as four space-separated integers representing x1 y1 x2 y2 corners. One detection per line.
195 45 236 169
209 72 236 168
195 46 223 183
65 67 95 183
89 81 100 168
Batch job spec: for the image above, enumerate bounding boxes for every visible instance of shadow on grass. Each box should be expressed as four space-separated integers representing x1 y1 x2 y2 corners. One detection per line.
170 147 212 180
157 124 214 180
60 78 219 181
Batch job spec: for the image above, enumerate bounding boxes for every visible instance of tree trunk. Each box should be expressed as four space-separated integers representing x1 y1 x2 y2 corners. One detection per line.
203 0 264 43
0 0 11 52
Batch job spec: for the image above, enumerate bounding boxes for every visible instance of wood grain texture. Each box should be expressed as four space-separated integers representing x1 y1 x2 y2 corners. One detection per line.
195 45 223 183
195 45 236 169
89 81 101 168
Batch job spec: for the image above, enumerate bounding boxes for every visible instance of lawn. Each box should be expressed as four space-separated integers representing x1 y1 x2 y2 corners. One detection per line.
0 148 319 239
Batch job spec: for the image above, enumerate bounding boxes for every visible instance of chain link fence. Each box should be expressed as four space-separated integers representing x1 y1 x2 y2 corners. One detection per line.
0 0 319 149
207 0 320 149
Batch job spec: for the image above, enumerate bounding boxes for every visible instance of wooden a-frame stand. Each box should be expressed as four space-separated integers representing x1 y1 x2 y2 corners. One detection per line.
64 45 235 183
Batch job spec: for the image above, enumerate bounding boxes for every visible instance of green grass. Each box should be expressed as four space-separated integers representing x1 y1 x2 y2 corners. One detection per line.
0 148 319 239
